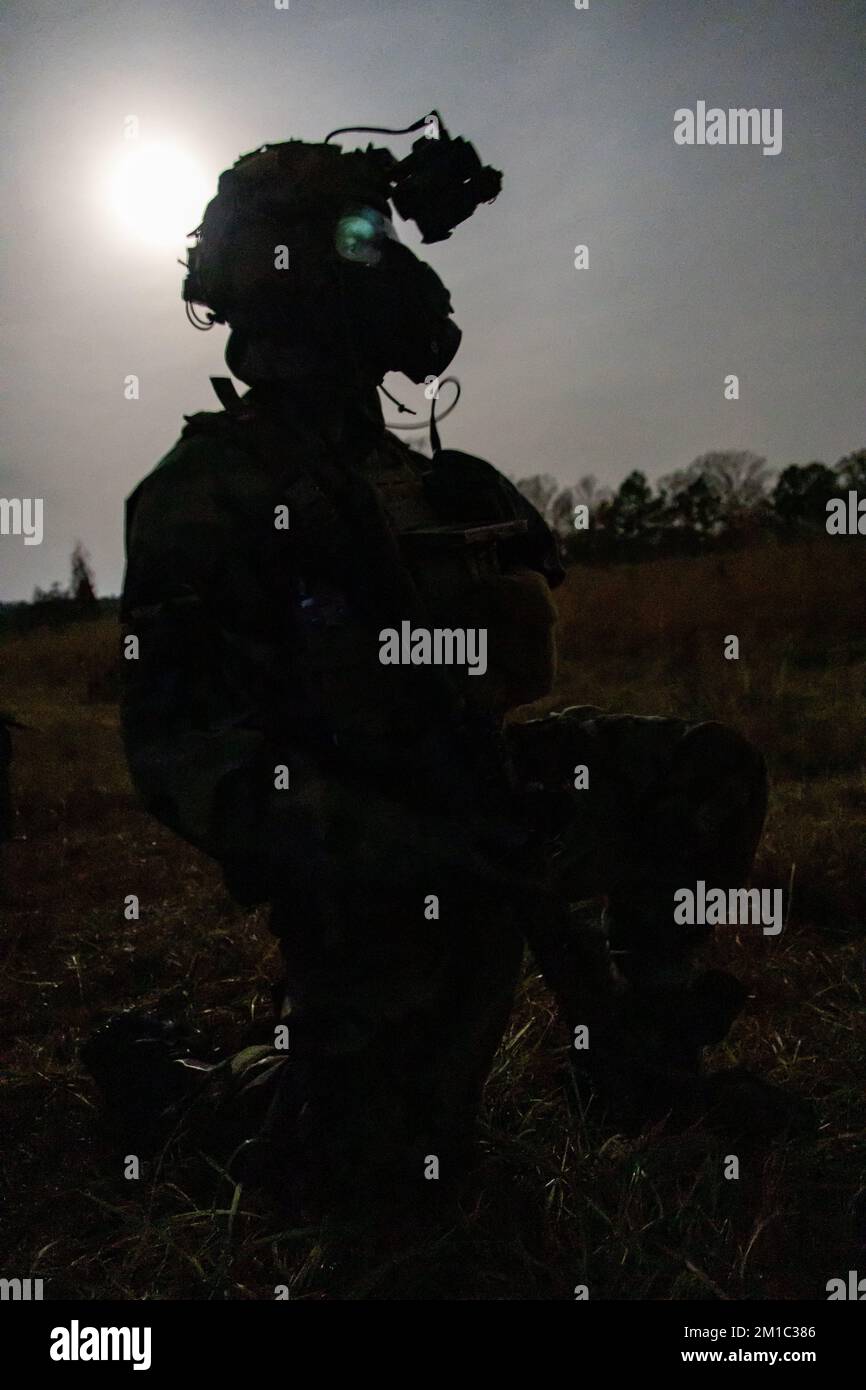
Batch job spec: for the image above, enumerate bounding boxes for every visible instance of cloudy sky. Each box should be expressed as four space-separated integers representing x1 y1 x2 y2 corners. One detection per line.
1 0 863 601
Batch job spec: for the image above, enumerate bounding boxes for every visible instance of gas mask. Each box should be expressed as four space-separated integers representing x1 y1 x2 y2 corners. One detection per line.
332 204 462 382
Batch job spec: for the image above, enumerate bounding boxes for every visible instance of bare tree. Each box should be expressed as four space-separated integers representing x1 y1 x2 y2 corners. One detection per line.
835 449 866 491
514 474 560 523
71 542 98 611
684 451 771 509
572 474 613 514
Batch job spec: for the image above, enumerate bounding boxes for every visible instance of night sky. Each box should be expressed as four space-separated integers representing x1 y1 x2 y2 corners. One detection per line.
2 0 863 600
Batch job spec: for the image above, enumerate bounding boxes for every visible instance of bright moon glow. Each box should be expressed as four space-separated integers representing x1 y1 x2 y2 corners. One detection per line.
107 142 209 249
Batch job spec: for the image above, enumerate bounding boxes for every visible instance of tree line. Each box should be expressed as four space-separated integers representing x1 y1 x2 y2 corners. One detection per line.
515 448 866 563
2 450 864 635
0 543 112 634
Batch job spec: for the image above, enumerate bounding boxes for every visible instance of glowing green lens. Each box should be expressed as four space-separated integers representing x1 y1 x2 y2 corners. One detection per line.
335 208 386 265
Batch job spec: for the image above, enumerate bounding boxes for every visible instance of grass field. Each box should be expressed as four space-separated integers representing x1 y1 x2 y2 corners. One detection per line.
1 535 864 1300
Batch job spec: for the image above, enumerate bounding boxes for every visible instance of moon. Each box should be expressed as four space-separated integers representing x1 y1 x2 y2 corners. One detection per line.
107 141 209 249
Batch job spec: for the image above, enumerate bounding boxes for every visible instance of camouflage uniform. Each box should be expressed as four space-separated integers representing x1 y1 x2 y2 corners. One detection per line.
120 383 768 1195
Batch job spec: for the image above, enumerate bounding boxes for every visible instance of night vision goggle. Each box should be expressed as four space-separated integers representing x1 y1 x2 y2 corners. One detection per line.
324 110 503 244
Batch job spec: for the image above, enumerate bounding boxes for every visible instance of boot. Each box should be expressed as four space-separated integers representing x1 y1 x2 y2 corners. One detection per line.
80 1009 218 1148
549 908 813 1137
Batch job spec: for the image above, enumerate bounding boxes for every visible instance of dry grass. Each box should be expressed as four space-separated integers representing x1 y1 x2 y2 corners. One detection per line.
0 535 863 1300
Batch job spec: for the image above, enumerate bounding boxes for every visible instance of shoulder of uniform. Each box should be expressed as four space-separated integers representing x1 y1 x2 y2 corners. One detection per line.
174 407 258 467
127 411 261 509
179 406 248 442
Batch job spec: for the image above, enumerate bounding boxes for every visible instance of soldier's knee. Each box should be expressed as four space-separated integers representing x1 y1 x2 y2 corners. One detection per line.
673 721 767 815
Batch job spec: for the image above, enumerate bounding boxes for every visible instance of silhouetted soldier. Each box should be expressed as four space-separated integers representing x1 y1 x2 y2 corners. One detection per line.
84 118 808 1209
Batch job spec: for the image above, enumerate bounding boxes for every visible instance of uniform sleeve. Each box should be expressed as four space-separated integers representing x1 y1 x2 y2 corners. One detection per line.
120 439 276 859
